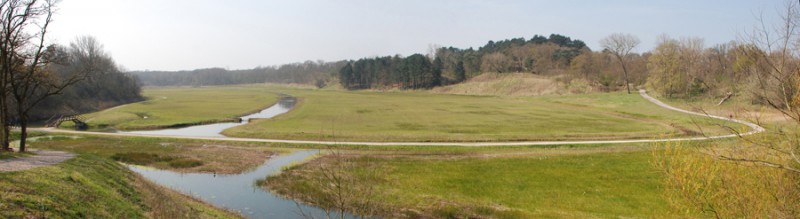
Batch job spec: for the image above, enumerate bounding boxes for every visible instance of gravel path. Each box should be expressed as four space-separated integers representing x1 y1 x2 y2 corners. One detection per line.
0 150 76 172
31 90 766 146
638 89 765 136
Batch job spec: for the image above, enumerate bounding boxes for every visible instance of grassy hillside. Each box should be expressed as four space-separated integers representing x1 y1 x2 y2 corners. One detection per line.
431 73 581 96
0 154 240 218
78 85 279 130
224 85 745 142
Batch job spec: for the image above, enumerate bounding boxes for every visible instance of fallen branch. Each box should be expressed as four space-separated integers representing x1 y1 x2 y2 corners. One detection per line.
717 91 734 106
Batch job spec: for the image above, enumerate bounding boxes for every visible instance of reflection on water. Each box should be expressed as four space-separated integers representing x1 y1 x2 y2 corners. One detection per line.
124 97 296 137
129 150 352 218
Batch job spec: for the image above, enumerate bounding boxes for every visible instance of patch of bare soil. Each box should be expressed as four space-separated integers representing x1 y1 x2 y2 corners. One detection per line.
0 150 75 172
174 144 274 174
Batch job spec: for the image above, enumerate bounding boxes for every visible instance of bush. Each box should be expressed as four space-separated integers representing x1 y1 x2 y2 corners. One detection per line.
111 152 173 165
168 158 203 168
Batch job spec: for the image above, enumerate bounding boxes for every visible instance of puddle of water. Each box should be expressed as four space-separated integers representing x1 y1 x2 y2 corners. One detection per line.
124 97 296 137
128 150 352 218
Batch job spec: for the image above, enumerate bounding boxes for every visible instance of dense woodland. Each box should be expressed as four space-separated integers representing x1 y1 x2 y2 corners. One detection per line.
0 0 142 152
30 39 143 121
339 32 797 107
335 34 649 93
338 34 589 89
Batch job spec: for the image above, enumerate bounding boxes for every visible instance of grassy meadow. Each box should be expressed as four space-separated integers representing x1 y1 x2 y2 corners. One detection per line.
224 85 745 142
21 131 689 218
79 85 279 130
27 83 764 218
69 84 747 142
265 148 681 218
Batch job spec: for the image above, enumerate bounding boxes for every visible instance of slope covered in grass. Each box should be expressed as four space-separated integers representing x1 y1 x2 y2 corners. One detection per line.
431 73 591 96
0 154 240 218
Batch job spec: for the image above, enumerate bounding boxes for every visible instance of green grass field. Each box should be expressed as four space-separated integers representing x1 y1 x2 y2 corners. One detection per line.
81 85 279 130
266 149 677 218
19 84 766 218
24 132 715 218
74 84 746 141
223 85 744 142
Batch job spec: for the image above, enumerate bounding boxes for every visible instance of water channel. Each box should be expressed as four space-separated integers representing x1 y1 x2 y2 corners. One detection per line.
128 150 352 218
124 96 355 218
124 96 296 137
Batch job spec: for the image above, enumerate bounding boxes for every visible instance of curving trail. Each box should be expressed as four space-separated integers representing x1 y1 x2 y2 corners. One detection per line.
32 90 765 147
0 150 76 172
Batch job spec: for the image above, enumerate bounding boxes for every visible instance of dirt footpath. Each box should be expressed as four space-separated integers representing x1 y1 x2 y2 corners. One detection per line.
0 150 76 172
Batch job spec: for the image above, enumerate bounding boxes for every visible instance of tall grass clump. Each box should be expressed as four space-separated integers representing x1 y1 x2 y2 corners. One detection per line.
653 136 800 218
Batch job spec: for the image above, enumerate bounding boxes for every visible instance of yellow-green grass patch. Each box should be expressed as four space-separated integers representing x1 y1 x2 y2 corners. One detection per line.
266 150 676 218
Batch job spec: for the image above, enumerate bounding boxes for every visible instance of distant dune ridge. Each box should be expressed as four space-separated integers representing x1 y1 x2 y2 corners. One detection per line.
431 73 593 96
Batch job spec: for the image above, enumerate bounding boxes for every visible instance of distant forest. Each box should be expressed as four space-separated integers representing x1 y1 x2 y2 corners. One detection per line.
131 34 592 89
130 32 789 107
130 61 347 87
132 33 643 94
339 34 587 89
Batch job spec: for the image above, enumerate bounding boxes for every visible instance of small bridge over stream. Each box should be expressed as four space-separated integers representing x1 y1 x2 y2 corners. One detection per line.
47 115 88 130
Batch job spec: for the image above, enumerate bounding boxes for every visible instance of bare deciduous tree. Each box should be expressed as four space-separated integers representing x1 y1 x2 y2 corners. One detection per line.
480 52 510 73
739 0 800 119
313 149 383 219
655 1 800 217
0 0 61 151
279 148 386 219
600 33 640 94
10 36 97 152
0 0 91 152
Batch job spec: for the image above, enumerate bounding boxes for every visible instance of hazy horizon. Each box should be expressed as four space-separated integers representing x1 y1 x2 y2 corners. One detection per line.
50 0 783 71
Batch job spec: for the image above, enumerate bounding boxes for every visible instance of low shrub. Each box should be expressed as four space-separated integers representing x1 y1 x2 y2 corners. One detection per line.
111 152 173 165
168 158 204 168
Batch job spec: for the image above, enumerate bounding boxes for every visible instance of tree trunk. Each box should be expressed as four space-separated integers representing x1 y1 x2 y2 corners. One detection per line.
0 97 8 151
18 116 27 152
618 56 632 94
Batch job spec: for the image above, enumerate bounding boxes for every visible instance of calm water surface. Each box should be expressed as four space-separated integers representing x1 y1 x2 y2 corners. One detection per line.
129 150 353 218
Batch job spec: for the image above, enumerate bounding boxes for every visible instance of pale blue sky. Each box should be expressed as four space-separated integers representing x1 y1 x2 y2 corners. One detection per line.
49 0 784 71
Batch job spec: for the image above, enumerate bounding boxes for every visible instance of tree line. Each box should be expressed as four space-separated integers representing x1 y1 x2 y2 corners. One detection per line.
338 34 588 89
0 0 141 152
32 37 143 121
126 29 796 109
130 60 347 88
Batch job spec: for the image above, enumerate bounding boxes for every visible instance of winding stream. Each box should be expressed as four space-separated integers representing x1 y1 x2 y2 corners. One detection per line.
124 96 296 137
123 97 356 218
129 150 352 218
